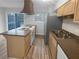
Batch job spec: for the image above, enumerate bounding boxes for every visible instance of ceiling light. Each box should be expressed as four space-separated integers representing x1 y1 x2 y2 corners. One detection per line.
42 0 50 2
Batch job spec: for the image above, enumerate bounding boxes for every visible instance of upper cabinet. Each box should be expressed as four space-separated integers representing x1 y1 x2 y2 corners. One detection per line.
63 0 75 16
57 0 79 23
74 0 79 22
57 5 65 16
57 0 75 16
22 0 33 14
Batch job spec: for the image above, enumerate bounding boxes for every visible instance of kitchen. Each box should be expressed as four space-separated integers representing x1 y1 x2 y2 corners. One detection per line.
0 0 79 59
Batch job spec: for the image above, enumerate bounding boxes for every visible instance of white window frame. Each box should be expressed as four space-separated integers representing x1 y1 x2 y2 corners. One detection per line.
6 12 24 31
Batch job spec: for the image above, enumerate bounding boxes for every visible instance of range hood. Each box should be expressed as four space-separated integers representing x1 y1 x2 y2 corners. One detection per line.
21 0 33 14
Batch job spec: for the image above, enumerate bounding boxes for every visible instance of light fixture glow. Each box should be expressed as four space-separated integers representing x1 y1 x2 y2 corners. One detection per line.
42 0 50 2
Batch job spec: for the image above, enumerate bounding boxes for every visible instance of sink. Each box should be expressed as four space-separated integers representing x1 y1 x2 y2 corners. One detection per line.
20 28 26 30
18 26 34 31
18 27 28 31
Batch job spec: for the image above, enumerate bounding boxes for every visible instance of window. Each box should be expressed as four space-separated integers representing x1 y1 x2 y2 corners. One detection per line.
35 14 44 21
8 13 24 30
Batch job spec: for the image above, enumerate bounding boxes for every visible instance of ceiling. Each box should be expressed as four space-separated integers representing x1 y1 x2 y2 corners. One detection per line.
32 0 69 14
32 0 55 13
0 0 69 13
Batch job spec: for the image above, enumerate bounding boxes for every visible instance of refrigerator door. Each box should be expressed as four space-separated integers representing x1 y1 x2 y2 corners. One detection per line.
44 16 63 44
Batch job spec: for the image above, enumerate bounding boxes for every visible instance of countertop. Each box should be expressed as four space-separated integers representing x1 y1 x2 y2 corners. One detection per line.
51 32 79 59
0 27 30 37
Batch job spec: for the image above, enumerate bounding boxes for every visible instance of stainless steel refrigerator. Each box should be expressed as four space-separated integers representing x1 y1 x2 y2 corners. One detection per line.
44 15 63 44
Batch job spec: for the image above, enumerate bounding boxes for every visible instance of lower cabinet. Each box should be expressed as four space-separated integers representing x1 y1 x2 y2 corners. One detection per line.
49 33 57 59
4 34 31 58
49 33 68 59
57 45 68 59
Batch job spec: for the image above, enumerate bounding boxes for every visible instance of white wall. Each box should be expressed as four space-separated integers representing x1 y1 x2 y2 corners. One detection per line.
0 8 6 33
0 0 24 12
0 8 23 33
0 0 24 32
0 0 24 8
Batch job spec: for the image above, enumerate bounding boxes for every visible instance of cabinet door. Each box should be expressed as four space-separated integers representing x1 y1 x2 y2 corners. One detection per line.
4 35 25 58
24 34 31 54
74 0 79 22
57 45 68 59
63 0 75 16
57 5 64 16
49 33 57 59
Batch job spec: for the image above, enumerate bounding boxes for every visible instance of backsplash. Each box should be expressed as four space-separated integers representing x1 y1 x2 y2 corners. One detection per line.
62 19 79 36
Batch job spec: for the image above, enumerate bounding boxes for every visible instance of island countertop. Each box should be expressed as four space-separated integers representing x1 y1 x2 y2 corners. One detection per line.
51 32 79 59
0 27 30 37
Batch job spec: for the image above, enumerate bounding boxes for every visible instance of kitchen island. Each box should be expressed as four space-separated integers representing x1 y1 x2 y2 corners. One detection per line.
0 26 35 59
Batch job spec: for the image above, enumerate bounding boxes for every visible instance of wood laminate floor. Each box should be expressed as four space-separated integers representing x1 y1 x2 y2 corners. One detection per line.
8 36 51 59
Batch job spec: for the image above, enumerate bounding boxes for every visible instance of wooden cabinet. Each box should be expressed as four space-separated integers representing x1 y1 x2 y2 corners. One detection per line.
63 0 75 16
57 0 79 23
57 5 65 16
74 0 79 22
4 34 31 59
57 0 75 16
24 35 31 55
49 33 57 59
49 33 68 59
